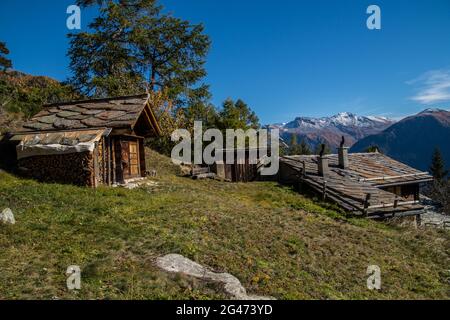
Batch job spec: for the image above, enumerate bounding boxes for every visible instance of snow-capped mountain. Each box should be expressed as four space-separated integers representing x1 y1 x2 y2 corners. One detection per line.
284 112 392 130
274 112 395 151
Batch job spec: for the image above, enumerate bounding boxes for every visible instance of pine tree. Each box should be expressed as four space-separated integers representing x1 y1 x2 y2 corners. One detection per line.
217 98 260 130
290 134 298 146
429 147 448 181
289 136 312 155
0 42 12 71
314 143 331 155
68 0 210 102
300 140 312 155
182 102 218 130
289 134 302 155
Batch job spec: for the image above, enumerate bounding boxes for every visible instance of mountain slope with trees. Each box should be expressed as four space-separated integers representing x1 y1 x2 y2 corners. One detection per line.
350 109 450 171
0 71 80 134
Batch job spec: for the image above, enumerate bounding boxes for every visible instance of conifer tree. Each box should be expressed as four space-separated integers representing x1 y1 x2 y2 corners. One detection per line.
430 147 448 181
69 0 210 103
0 42 12 71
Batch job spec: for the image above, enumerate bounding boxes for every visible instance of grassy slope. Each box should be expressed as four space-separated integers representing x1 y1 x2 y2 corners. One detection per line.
0 149 449 300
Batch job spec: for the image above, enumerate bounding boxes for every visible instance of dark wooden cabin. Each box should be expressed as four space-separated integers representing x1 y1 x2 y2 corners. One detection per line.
6 94 162 187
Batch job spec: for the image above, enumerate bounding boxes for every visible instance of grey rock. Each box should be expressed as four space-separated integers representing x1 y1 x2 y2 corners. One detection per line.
156 254 275 300
0 208 15 225
420 197 450 229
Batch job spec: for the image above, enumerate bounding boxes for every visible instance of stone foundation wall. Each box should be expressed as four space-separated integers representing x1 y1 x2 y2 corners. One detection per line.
18 151 96 187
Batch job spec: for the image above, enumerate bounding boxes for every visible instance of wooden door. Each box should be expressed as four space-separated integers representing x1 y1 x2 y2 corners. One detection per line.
120 139 140 180
129 141 140 177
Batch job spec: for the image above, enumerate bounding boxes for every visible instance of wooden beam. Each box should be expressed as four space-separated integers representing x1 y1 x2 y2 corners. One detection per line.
9 127 110 136
363 193 371 216
367 200 420 210
132 101 162 137
93 144 99 188
145 102 163 136
374 178 433 187
322 180 327 200
359 172 430 182
302 161 306 178
102 137 107 185
107 136 112 186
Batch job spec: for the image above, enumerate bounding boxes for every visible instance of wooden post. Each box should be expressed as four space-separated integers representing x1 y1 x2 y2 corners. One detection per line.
101 137 104 184
138 138 146 178
322 180 327 200
394 196 399 208
111 137 116 184
107 137 112 185
302 161 306 178
93 143 99 188
318 156 329 176
363 193 372 216
414 189 420 202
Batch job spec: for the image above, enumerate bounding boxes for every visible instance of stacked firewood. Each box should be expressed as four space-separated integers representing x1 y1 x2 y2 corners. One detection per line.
18 152 95 186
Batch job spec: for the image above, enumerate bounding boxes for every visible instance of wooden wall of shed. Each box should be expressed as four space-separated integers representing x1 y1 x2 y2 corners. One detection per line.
211 162 257 182
210 149 262 182
139 138 146 177
382 184 420 201
94 136 113 186
17 151 96 186
95 137 115 185
278 160 300 185
233 163 257 182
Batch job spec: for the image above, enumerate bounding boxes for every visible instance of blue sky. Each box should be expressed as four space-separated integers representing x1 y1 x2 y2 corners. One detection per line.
1 0 450 124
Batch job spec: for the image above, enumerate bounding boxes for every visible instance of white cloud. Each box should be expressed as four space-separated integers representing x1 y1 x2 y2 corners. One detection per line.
408 69 450 104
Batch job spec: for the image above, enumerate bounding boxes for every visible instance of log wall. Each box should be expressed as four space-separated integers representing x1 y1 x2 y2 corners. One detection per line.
278 160 300 185
17 151 96 187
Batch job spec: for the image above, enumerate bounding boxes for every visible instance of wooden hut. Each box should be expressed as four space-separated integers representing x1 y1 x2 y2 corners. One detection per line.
278 148 433 218
6 94 162 187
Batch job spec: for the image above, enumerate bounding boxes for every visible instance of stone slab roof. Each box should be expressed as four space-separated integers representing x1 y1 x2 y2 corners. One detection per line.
19 94 156 133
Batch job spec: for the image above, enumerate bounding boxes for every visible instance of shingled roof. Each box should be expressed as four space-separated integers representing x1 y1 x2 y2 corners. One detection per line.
19 94 161 135
280 152 433 217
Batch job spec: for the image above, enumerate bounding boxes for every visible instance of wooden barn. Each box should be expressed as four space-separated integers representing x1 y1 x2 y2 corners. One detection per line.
6 94 162 187
278 146 433 218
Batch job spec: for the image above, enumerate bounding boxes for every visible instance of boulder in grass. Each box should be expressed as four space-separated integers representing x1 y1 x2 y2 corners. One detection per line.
156 254 275 300
0 208 15 225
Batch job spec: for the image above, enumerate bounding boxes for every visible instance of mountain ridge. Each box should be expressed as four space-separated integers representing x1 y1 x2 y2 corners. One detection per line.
271 112 395 151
